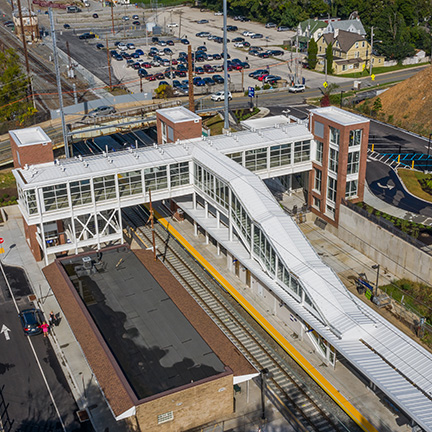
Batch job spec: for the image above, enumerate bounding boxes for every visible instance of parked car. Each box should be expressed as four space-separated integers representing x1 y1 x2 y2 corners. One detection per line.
258 52 270 58
133 20 140 25
138 68 148 77
92 13 98 18
122 15 129 21
214 11 223 15
251 33 263 39
67 5 81 13
270 50 284 56
78 32 95 40
264 75 281 83
96 43 104 50
167 22 178 28
249 69 268 78
180 38 190 45
63 23 70 29
193 77 205 86
152 36 159 43
212 74 224 84
277 26 290 32
242 30 255 37
232 37 245 43
127 43 135 50
84 106 116 118
19 309 42 336
4 20 14 27
288 83 306 92
166 40 174 46
203 77 215 86
197 19 209 24
196 31 211 37
211 90 232 101
158 40 167 46
265 22 276 28
203 64 215 73
234 42 244 48
226 25 238 31
135 49 144 55
195 66 204 74
132 14 139 19
117 42 127 50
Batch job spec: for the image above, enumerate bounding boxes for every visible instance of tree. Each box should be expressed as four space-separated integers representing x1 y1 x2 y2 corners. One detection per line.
325 42 333 75
372 97 383 117
154 84 174 99
320 82 339 107
0 49 34 124
307 38 318 69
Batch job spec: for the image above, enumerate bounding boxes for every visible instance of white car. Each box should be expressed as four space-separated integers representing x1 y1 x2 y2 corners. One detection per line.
214 11 223 15
234 42 244 48
117 42 127 50
288 84 306 92
167 22 178 28
211 91 232 102
242 31 255 37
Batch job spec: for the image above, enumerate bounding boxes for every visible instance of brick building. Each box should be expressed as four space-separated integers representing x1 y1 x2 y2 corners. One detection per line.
308 106 369 226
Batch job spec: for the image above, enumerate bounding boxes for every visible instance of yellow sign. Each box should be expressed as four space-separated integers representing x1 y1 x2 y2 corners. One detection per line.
362 63 365 71
0 247 4 254
371 74 376 81
323 81 328 88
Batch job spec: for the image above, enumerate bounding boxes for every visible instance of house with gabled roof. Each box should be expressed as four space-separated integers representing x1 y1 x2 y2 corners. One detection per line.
315 29 384 75
324 18 366 36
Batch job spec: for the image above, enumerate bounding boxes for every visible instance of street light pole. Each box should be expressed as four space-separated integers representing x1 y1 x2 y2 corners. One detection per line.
222 0 229 130
369 26 374 76
260 368 269 420
372 264 380 298
427 133 431 172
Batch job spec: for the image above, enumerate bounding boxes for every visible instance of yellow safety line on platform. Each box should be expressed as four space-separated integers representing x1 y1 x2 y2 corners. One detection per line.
151 208 378 432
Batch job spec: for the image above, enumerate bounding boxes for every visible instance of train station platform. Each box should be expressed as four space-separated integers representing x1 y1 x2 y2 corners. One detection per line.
154 201 413 432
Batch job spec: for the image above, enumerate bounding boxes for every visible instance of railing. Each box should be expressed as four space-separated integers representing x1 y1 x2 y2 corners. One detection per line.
342 199 432 255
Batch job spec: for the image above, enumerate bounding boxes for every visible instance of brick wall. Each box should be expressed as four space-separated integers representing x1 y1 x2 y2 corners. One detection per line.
134 373 233 431
23 218 42 261
156 112 202 145
10 135 54 169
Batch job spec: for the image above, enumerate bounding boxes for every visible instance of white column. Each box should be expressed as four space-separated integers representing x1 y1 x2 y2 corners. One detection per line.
217 242 220 256
204 200 208 218
193 191 197 210
194 220 198 236
216 209 220 228
205 231 209 245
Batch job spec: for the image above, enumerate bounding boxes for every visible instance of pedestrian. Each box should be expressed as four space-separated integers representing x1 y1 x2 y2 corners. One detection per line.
40 321 49 338
49 311 56 326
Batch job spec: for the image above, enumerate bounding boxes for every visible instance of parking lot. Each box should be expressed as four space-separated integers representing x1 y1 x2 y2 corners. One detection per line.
50 4 306 99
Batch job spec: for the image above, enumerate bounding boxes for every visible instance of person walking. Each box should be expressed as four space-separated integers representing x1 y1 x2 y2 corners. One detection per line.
40 322 49 338
49 311 56 326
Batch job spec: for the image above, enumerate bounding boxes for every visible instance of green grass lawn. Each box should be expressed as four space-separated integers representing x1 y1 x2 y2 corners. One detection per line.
398 169 432 202
0 171 16 189
334 62 430 79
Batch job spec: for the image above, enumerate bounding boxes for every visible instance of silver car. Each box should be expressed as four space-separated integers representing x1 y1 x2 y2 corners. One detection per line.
84 106 116 118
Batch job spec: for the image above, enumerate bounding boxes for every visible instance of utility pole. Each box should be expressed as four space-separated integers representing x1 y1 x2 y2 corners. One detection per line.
187 44 194 112
110 0 114 35
49 8 69 158
148 190 157 261
16 0 31 97
223 0 229 130
179 13 181 39
369 26 374 75
169 52 173 87
295 27 299 84
106 34 112 91
325 52 328 82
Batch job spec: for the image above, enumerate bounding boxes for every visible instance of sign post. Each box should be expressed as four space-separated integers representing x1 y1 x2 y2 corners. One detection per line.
248 86 255 108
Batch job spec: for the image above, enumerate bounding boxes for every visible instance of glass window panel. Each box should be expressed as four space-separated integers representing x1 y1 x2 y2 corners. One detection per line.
245 148 267 172
144 166 168 191
329 126 340 145
118 171 142 197
349 129 362 147
170 162 189 188
294 140 310 163
42 183 68 211
329 148 339 173
71 179 92 207
270 143 291 168
347 151 360 174
93 175 116 202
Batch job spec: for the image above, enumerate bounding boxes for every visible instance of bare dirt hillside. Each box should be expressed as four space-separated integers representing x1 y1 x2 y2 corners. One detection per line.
371 65 432 137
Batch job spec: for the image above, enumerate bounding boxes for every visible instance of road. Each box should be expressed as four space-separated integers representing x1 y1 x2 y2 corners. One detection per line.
0 263 89 432
367 160 432 217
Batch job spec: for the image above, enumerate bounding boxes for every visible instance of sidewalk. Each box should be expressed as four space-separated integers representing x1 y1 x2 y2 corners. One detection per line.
1 206 129 432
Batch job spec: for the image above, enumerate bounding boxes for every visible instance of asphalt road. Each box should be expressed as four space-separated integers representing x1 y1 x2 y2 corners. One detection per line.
0 264 88 432
368 119 431 155
367 160 432 217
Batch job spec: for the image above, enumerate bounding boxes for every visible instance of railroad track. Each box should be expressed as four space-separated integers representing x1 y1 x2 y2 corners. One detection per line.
0 25 79 112
123 205 358 432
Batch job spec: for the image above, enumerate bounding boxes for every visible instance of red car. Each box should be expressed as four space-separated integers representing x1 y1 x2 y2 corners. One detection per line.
171 59 178 65
155 73 165 80
203 64 214 73
257 72 270 81
146 74 156 81
141 62 152 68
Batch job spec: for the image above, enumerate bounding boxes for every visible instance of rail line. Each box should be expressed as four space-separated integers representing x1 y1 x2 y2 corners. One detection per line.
123 205 360 432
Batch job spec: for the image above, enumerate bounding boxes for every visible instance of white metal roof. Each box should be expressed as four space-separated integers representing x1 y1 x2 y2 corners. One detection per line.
181 147 432 431
15 125 313 188
9 127 51 148
309 106 368 126
241 115 292 130
157 106 201 123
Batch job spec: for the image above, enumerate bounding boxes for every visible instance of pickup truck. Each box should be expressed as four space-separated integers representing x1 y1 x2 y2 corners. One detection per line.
288 84 305 93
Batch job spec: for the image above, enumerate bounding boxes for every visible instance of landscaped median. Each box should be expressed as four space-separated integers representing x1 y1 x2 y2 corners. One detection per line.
398 169 432 203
